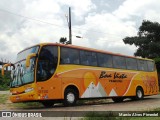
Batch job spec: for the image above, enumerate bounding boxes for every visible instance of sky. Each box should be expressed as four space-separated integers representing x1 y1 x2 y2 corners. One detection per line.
0 0 160 63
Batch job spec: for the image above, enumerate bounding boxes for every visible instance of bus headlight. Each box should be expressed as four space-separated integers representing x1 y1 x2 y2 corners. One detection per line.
25 87 34 93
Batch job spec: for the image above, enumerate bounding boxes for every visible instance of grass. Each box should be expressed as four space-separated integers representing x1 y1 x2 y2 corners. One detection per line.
14 102 43 109
0 94 9 104
0 93 43 109
153 108 160 111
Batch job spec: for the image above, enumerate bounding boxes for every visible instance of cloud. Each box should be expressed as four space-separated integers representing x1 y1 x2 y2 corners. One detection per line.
73 12 137 55
113 0 152 20
0 1 25 34
58 0 96 20
113 0 160 23
73 0 160 57
0 0 96 62
0 0 160 63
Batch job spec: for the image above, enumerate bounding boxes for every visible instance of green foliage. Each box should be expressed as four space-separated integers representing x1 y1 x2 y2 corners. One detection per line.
154 58 160 63
59 37 67 44
154 58 160 72
153 107 160 111
0 70 10 90
14 102 43 108
123 20 160 59
0 94 9 104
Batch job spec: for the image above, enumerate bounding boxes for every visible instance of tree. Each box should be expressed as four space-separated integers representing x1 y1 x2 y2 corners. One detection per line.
0 70 10 90
123 20 160 59
59 37 67 44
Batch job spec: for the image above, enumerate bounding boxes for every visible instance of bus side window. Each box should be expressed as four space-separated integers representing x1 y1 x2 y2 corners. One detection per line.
80 51 89 65
72 48 79 64
60 47 80 65
70 50 80 64
126 58 138 70
89 52 97 66
97 53 113 68
64 58 70 64
113 56 126 69
147 61 155 72
137 60 148 71
80 51 98 66
60 47 68 64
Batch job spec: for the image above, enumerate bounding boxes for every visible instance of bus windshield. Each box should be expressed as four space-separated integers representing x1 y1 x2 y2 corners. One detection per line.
10 46 39 88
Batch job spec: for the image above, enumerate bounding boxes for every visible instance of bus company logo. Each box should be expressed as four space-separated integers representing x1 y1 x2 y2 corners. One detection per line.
99 71 127 80
2 112 11 117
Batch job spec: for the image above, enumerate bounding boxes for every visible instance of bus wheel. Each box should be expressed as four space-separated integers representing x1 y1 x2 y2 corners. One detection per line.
64 89 77 106
112 97 124 103
41 101 54 108
136 87 144 100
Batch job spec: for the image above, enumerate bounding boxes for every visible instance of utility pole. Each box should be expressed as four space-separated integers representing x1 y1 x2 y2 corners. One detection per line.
68 7 72 44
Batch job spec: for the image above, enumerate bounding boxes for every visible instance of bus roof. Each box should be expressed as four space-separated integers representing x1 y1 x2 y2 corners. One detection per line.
18 42 154 61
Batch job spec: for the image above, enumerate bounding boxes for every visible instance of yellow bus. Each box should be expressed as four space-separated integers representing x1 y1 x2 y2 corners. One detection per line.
2 43 159 107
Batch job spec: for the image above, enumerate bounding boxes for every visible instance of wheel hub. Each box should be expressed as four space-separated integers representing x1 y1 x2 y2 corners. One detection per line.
67 92 75 103
137 90 142 98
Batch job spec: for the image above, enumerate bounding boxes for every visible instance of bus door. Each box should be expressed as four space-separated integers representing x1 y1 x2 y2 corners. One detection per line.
36 45 61 99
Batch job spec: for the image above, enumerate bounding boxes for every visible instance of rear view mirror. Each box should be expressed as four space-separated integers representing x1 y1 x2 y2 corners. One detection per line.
26 53 37 68
2 63 14 76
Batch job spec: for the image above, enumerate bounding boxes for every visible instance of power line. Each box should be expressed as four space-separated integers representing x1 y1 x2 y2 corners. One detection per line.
0 8 67 29
0 8 124 42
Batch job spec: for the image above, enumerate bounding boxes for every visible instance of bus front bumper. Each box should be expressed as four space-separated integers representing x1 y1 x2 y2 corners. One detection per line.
10 91 39 103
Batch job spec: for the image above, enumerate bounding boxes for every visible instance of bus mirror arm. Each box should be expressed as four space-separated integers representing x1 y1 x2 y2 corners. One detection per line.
26 53 37 68
1 63 14 76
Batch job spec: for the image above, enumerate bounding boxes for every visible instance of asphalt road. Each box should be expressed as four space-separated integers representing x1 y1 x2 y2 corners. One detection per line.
13 95 160 111
0 91 160 111
0 92 160 119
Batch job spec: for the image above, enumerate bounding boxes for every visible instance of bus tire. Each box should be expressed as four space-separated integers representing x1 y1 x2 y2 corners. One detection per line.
136 87 144 100
41 101 54 108
112 97 124 103
64 89 78 106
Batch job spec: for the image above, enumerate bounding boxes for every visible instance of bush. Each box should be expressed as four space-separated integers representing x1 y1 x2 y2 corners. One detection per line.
0 70 10 90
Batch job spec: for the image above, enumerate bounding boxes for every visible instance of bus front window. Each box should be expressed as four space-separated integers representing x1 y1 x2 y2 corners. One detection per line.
37 46 58 81
11 46 39 88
